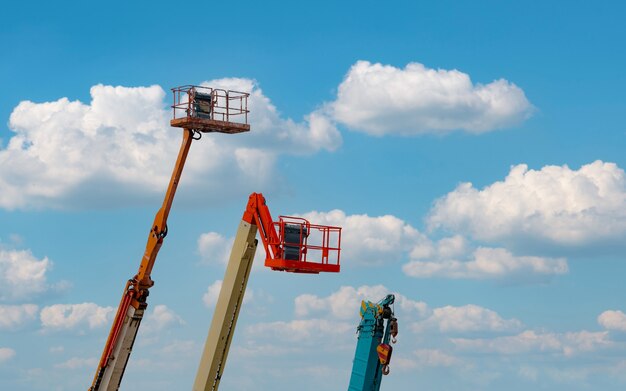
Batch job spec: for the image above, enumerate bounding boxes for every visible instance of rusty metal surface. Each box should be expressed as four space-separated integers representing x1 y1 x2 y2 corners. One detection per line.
170 117 251 133
171 85 250 133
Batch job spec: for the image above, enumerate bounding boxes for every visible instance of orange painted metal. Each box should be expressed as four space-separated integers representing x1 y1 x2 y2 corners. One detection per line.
91 85 253 391
90 129 195 390
243 192 341 274
377 343 393 365
97 281 132 371
134 129 193 291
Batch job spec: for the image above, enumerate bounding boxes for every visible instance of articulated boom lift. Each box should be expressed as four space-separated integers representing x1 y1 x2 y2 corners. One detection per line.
193 192 342 391
89 86 250 391
348 295 398 391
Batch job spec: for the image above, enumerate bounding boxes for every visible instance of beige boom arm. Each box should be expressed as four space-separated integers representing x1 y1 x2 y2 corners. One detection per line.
193 192 342 390
193 220 259 391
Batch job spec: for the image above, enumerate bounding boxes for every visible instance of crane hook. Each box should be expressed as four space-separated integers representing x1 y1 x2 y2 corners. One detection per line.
390 318 398 344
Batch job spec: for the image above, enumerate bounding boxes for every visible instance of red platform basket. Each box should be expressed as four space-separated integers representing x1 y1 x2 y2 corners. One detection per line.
265 216 341 274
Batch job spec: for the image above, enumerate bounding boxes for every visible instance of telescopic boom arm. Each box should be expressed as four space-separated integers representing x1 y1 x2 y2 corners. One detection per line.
348 294 398 391
89 85 252 391
193 192 342 391
89 129 194 391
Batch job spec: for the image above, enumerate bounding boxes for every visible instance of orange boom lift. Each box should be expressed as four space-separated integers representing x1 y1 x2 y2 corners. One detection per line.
89 85 251 390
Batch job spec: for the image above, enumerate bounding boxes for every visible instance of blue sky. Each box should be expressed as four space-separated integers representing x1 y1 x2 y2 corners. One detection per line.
2 1 626 390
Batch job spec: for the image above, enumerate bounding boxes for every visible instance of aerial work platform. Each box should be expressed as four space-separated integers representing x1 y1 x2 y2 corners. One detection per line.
194 193 342 391
243 193 342 274
171 85 250 134
90 84 251 391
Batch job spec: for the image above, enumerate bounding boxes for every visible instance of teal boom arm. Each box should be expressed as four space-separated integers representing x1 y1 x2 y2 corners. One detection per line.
347 294 397 391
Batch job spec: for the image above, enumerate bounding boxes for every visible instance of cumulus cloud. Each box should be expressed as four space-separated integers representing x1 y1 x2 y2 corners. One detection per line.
40 303 114 331
0 304 38 329
403 246 568 281
294 285 428 320
329 61 533 136
144 305 184 331
202 78 341 155
245 285 424 352
197 232 233 265
0 347 16 363
413 349 462 367
246 319 353 342
300 209 566 281
201 208 566 281
414 304 522 334
409 234 468 260
429 161 626 247
203 280 223 307
0 80 341 210
598 310 626 332
301 210 427 266
393 349 463 372
452 330 612 356
0 249 51 301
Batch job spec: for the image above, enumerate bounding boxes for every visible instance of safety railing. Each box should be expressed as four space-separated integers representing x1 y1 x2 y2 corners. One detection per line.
268 216 341 273
171 85 249 125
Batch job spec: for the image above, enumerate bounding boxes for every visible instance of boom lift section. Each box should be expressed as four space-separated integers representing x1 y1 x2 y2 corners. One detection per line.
348 295 398 391
193 192 342 391
89 86 250 391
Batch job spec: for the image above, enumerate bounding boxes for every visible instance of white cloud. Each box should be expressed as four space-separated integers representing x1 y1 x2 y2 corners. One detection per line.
300 210 565 281
246 318 353 341
413 349 462 367
202 78 341 155
429 161 626 247
1 80 341 210
144 305 184 331
0 304 38 329
414 304 522 333
0 347 16 363
0 249 51 301
55 356 98 369
158 339 197 357
452 330 613 356
598 310 626 332
409 234 468 260
294 285 428 320
245 286 423 349
329 61 533 136
392 349 463 372
203 280 223 307
197 232 233 265
2 85 169 209
40 303 114 331
403 246 568 280
301 210 427 266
